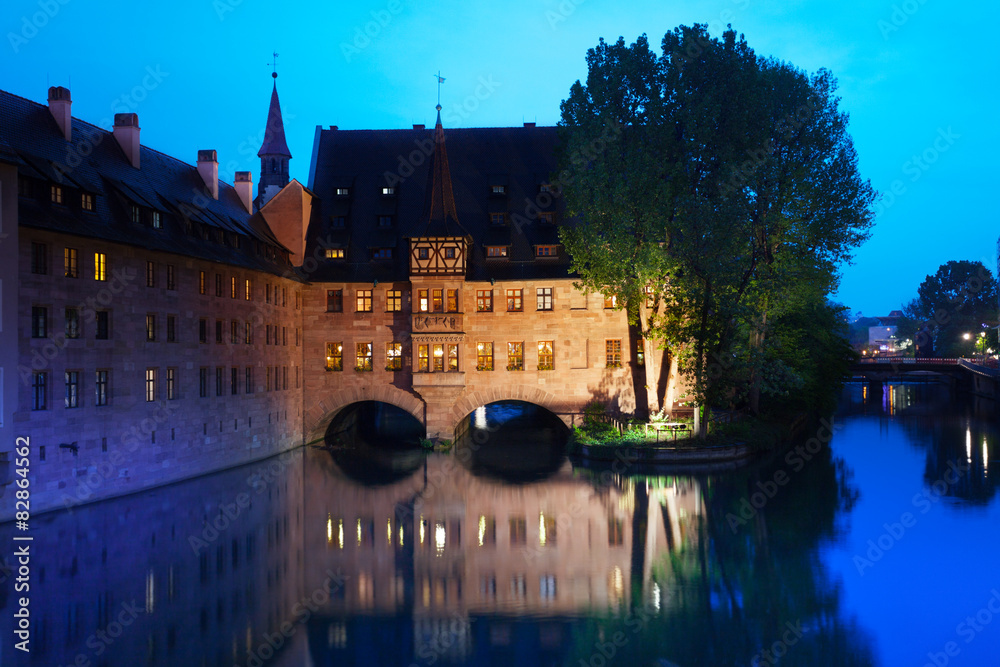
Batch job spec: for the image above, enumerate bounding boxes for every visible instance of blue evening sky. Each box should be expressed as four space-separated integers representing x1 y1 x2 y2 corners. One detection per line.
2 0 997 316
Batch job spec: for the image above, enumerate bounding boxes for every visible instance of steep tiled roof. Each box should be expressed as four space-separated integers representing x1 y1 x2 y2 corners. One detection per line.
257 81 292 158
306 120 572 283
0 88 294 276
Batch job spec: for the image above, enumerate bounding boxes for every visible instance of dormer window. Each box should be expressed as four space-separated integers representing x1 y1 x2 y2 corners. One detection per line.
50 185 63 204
490 213 506 226
378 215 393 228
491 185 506 195
536 245 558 257
331 216 346 228
335 187 350 196
538 212 555 225
372 248 393 260
325 249 345 259
539 183 552 193
486 246 508 258
382 187 395 195
130 205 141 223
152 211 162 229
81 193 95 211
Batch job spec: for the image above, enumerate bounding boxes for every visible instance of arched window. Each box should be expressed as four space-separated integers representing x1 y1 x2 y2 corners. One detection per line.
270 158 276 173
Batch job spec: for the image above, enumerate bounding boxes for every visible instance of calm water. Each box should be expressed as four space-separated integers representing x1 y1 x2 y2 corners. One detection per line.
2 387 999 666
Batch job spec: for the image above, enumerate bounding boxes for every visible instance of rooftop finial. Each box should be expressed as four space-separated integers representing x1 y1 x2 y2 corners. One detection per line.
434 71 445 107
270 52 279 79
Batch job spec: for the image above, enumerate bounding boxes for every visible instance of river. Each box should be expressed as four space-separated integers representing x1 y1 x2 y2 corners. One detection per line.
1 386 998 666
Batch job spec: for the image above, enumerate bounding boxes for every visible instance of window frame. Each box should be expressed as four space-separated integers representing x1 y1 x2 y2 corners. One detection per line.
326 289 344 313
476 289 493 312
506 289 522 312
536 287 553 311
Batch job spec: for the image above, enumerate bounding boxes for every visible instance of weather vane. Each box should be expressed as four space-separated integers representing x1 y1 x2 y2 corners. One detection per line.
270 52 279 79
434 71 445 107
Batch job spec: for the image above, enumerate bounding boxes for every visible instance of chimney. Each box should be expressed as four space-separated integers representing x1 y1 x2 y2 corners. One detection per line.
523 122 536 128
197 150 219 200
234 171 253 213
413 124 425 130
113 113 141 168
48 86 72 141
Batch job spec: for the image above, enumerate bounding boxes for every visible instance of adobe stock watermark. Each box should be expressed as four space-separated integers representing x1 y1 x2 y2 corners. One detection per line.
878 0 930 39
922 589 1000 667
339 0 404 62
7 0 72 53
875 126 959 216
750 620 805 666
853 459 970 576
726 418 841 532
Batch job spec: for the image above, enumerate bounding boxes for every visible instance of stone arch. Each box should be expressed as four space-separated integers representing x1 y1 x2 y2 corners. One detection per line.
303 385 425 445
447 385 576 435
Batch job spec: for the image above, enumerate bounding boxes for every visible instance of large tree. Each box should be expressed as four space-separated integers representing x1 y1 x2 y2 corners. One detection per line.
558 25 875 422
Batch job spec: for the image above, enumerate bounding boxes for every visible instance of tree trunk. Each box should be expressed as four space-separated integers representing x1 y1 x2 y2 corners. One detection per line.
627 305 650 421
748 308 767 415
695 279 712 439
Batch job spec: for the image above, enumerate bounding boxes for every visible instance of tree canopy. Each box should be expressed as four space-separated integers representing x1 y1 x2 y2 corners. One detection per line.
557 25 875 419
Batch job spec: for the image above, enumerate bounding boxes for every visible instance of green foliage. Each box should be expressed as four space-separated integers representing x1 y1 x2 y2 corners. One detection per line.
558 25 876 414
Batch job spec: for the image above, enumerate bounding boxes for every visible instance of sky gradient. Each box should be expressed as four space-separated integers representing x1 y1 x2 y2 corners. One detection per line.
2 0 997 316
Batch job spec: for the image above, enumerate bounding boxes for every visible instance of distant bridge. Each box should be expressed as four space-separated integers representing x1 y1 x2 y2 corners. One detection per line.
849 357 1000 396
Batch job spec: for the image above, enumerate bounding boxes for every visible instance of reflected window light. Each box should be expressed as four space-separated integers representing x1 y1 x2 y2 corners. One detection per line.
984 438 989 471
652 582 661 611
387 518 393 545
435 522 446 555
145 570 155 613
420 516 426 545
474 406 487 430
327 514 333 545
357 518 362 547
478 515 486 547
399 525 405 547
967 428 973 465
338 519 344 550
539 512 547 547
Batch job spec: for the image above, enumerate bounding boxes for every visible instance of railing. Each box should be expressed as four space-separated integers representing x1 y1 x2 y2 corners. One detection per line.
958 359 1000 378
854 357 960 365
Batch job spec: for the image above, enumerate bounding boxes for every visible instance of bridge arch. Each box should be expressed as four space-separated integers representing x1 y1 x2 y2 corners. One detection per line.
303 385 425 445
447 385 576 437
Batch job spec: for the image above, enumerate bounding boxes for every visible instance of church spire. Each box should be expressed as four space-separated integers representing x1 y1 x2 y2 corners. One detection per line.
423 104 466 237
256 62 291 209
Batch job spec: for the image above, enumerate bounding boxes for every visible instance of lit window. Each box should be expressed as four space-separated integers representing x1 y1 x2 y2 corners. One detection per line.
432 344 445 372
64 247 78 278
606 339 622 367
490 212 506 226
145 368 157 402
326 342 343 371
95 370 109 406
386 342 402 370
335 188 350 196
432 289 443 313
94 252 107 281
81 193 94 211
604 294 617 309
326 289 343 312
386 290 402 312
538 341 554 370
418 344 429 372
146 314 156 341
50 185 63 204
486 246 508 258
536 287 552 311
448 344 459 372
477 290 493 312
372 248 392 260
446 289 459 313
245 278 252 300
491 185 506 195
146 261 156 288
199 271 206 295
356 290 373 312
536 245 557 257
506 289 522 312
477 342 494 371
65 371 79 408
507 342 523 371
382 187 395 195
418 289 429 312
356 342 373 371
325 248 344 259
152 211 162 229
231 276 237 298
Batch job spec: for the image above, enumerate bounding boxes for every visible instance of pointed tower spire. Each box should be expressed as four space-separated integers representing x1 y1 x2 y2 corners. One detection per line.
423 104 467 237
256 65 291 209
